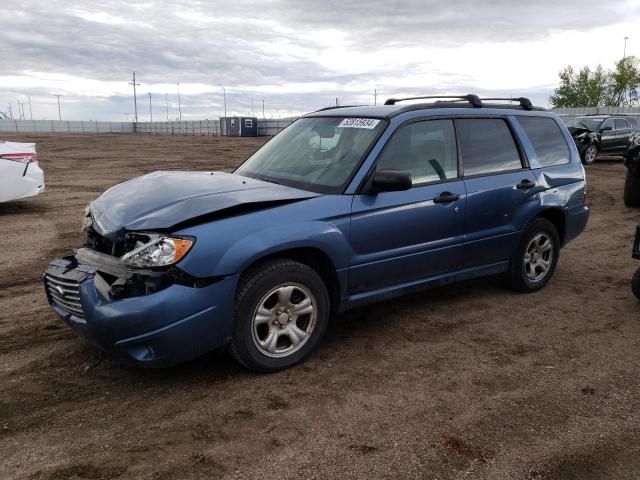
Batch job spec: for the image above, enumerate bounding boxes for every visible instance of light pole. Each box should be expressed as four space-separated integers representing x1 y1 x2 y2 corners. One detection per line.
165 93 169 121
129 72 140 122
624 36 630 58
28 96 33 120
148 92 153 122
54 94 63 120
218 84 227 118
262 99 265 118
176 83 182 121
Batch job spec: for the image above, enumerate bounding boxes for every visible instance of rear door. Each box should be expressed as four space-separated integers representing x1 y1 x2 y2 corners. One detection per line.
349 119 466 294
458 117 535 268
614 119 633 153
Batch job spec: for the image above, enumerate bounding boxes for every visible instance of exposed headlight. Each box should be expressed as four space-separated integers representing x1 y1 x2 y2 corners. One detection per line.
121 235 194 268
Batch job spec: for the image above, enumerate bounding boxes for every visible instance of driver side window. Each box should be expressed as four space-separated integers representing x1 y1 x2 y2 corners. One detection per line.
376 119 458 185
602 119 614 131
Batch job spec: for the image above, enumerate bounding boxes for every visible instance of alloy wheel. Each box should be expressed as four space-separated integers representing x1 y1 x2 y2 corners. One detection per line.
523 233 554 283
251 283 317 358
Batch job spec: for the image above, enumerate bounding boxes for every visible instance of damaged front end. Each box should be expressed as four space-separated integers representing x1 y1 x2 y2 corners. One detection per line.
46 226 220 308
568 126 599 151
43 224 237 366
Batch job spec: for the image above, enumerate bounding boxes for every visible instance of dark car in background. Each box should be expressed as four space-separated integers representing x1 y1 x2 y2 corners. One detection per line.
566 115 640 165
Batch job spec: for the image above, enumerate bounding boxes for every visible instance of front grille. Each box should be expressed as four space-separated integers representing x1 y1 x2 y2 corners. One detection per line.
45 274 84 318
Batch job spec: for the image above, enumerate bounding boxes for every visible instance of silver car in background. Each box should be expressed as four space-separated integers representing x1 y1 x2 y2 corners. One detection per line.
0 141 45 202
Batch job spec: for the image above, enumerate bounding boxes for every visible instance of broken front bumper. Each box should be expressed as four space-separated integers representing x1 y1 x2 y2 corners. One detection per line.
43 252 238 367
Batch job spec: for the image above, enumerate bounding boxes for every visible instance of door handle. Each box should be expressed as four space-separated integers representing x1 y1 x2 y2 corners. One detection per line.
516 180 536 190
433 192 460 203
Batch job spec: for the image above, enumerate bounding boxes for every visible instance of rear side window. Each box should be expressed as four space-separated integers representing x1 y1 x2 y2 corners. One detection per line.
457 118 522 176
518 116 570 167
615 119 630 130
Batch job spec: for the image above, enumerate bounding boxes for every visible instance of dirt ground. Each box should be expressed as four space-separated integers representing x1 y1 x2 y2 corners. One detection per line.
1 133 639 480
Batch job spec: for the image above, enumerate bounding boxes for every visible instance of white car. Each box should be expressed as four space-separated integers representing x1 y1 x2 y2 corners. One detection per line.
0 141 45 202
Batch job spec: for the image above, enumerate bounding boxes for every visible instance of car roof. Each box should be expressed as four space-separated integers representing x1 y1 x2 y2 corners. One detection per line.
305 96 547 120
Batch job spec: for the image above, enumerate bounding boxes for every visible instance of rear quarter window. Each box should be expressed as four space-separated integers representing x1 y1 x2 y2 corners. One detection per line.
518 117 570 167
457 118 523 176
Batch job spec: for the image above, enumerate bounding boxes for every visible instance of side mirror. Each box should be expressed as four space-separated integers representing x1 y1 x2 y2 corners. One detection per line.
602 124 613 132
370 169 412 193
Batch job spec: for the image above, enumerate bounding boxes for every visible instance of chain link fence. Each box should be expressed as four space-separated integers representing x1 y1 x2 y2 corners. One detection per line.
0 118 298 136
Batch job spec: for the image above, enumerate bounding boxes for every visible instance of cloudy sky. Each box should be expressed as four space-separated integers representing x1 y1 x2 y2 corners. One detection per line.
1 0 639 121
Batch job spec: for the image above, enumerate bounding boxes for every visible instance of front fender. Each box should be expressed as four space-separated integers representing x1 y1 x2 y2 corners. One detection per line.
215 221 351 275
173 195 353 279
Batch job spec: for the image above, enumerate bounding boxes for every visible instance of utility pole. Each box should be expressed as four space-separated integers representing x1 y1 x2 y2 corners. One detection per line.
218 84 227 118
624 36 630 58
176 83 182 121
28 96 33 120
129 72 140 122
7 103 12 119
165 93 169 121
148 92 153 122
54 94 63 120
262 99 265 118
374 88 377 106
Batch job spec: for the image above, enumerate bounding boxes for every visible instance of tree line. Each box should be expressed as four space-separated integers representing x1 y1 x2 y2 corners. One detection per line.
550 56 640 108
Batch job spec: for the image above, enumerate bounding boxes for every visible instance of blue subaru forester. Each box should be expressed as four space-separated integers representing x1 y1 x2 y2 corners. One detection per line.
44 95 589 372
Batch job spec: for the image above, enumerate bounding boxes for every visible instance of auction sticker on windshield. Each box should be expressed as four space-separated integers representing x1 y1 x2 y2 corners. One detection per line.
338 118 381 129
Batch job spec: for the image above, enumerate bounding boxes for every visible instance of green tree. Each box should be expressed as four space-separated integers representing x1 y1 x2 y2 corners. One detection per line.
550 57 640 108
607 56 640 107
549 65 609 108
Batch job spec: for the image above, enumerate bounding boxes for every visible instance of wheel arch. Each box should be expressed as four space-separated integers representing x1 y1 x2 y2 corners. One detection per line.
534 208 566 246
238 247 342 311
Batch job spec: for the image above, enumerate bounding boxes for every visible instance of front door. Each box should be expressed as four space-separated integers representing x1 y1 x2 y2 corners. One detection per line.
599 118 617 154
349 119 466 294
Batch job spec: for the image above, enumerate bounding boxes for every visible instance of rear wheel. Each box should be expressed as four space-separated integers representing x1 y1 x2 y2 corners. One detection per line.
230 259 329 372
508 218 560 293
582 144 598 165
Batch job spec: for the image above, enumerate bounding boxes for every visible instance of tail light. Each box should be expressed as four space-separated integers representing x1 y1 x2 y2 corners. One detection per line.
0 153 38 164
583 191 588 205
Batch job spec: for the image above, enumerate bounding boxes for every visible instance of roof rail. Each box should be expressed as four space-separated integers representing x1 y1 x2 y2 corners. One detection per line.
481 97 533 110
384 94 482 107
314 105 363 112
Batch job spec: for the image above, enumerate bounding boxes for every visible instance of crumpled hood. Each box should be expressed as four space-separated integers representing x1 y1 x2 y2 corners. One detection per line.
567 126 593 136
90 171 320 237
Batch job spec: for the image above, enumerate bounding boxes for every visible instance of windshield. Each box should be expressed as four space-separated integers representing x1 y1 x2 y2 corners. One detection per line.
568 117 604 131
235 117 387 194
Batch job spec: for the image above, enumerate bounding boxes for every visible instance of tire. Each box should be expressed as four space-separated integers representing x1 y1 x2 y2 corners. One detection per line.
581 144 598 165
230 258 330 372
633 269 640 299
624 170 640 207
508 218 560 293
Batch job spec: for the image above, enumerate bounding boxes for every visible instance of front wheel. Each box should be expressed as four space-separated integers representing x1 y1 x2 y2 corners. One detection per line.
230 259 330 372
582 144 598 165
508 218 560 293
